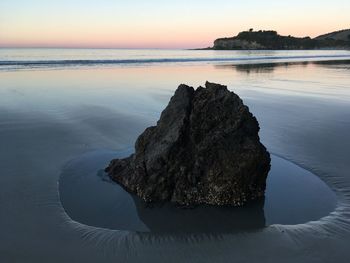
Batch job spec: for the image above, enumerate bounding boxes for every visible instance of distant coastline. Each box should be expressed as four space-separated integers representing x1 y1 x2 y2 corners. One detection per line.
197 29 350 50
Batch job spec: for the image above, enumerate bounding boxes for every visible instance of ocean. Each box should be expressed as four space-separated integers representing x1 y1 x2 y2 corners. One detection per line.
1 48 350 69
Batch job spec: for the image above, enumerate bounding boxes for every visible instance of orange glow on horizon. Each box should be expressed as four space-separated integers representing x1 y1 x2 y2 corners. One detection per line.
0 1 349 49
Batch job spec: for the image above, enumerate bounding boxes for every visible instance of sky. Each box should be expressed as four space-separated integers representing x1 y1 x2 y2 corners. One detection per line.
0 0 349 49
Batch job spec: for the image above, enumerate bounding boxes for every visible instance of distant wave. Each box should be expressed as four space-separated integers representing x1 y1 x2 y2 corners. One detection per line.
1 54 350 67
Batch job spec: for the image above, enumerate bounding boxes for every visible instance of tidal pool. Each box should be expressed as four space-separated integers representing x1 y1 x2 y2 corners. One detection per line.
59 150 336 234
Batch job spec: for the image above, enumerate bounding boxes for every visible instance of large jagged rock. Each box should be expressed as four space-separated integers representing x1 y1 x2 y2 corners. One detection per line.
105 82 271 207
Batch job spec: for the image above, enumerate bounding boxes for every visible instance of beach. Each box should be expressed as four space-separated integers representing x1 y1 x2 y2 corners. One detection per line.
1 49 350 262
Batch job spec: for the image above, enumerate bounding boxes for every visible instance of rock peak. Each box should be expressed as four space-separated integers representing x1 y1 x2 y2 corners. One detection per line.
205 81 227 89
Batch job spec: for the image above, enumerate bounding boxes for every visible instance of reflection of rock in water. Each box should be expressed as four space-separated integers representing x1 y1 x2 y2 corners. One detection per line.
132 195 266 234
235 63 278 74
216 62 309 74
216 60 350 74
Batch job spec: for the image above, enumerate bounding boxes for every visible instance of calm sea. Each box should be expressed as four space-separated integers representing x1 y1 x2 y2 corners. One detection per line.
1 48 350 69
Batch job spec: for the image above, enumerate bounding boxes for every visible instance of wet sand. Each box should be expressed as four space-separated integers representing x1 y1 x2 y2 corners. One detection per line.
1 60 350 262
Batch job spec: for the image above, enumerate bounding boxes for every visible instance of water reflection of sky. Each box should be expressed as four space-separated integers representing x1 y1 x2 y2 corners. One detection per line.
1 59 350 262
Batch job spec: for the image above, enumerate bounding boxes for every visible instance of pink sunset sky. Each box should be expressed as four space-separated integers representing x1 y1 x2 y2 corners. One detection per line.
0 0 349 49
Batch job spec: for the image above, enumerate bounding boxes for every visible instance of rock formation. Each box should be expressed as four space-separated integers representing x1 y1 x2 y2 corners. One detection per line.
105 82 271 207
209 29 350 50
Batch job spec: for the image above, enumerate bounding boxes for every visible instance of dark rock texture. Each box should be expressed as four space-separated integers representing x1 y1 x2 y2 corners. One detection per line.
105 82 271 207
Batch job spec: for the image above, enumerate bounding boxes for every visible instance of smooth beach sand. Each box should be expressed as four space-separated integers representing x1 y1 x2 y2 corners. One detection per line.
1 61 350 262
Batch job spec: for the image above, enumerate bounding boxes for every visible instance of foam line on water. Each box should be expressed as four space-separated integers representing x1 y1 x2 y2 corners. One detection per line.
1 54 350 68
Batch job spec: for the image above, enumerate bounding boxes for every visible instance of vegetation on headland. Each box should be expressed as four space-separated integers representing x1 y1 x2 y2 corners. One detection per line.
206 29 350 50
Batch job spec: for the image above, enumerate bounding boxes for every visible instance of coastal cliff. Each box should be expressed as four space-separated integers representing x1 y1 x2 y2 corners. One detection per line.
211 29 350 50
